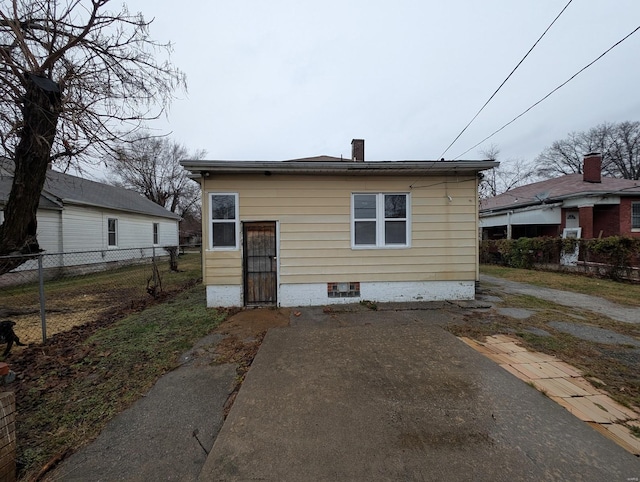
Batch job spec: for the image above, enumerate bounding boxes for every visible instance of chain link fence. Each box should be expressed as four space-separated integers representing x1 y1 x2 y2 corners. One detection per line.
0 247 202 347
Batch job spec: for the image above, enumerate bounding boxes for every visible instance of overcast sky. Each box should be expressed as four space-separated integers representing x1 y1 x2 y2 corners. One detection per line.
123 0 640 167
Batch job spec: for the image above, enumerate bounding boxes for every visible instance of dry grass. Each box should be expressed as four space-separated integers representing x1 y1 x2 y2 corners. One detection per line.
0 253 202 345
481 264 640 307
12 284 225 481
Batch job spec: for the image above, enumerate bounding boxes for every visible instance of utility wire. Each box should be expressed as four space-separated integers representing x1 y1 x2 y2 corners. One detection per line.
453 24 640 160
439 0 573 159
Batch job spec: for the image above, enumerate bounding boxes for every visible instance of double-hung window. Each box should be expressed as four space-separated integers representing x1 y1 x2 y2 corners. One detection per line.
107 218 118 247
632 202 640 230
210 193 239 249
352 193 410 248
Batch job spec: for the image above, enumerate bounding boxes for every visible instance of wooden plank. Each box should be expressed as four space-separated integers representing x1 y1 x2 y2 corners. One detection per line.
547 361 582 377
0 392 15 482
504 363 539 379
534 363 574 379
0 441 14 459
500 364 535 382
586 394 639 421
484 353 516 365
507 352 557 364
588 423 640 455
475 343 512 355
493 342 529 354
561 397 619 423
550 396 593 422
508 363 562 380
560 377 602 396
605 423 640 455
553 378 598 397
532 378 588 398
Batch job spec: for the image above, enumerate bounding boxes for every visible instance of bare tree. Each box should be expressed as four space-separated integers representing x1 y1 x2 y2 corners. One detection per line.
607 121 640 180
479 145 536 199
535 121 640 180
0 0 185 273
106 133 204 218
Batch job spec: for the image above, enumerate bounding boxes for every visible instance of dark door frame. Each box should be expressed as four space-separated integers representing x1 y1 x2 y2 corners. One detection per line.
242 221 278 306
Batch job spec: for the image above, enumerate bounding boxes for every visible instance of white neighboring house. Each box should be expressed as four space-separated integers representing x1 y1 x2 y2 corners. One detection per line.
0 162 181 271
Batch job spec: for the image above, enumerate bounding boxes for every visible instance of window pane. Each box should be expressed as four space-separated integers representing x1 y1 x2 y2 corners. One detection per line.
153 223 159 244
632 203 640 228
212 222 236 247
355 221 376 245
212 195 236 220
385 195 406 218
108 218 117 246
385 221 406 245
354 194 377 219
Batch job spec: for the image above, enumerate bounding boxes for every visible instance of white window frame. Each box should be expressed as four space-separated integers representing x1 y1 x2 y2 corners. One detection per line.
209 192 239 250
153 222 159 245
632 202 640 231
351 193 411 249
107 218 118 247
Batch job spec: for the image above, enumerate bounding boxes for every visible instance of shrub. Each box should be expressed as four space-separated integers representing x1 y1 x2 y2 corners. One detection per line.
480 236 640 281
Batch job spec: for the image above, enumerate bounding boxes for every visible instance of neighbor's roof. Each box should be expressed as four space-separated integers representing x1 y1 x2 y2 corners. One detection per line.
480 174 640 213
181 158 498 176
0 167 181 220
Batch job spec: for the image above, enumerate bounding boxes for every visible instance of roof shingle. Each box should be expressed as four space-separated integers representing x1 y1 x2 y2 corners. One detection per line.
480 174 640 212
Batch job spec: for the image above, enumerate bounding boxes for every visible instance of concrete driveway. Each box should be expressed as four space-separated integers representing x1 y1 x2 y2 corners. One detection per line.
200 306 639 481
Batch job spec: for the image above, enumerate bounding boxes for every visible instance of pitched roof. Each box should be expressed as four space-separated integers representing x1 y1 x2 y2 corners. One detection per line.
480 174 640 212
0 167 181 220
283 155 346 162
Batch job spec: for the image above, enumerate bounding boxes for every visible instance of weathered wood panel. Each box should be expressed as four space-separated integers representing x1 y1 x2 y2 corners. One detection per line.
0 391 16 482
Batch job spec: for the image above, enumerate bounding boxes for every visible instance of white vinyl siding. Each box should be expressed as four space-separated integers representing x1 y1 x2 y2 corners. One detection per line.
60 205 178 251
36 209 63 253
0 208 63 253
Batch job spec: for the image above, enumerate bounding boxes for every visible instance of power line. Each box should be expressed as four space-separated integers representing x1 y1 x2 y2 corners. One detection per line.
453 24 640 160
439 0 574 159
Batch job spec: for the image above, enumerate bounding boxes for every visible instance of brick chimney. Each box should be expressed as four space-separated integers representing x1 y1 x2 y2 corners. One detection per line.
583 152 602 183
351 139 364 162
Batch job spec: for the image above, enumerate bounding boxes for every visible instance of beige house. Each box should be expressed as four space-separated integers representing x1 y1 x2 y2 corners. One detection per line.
182 140 496 307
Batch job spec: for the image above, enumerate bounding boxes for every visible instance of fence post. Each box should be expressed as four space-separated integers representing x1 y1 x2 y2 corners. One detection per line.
38 254 47 343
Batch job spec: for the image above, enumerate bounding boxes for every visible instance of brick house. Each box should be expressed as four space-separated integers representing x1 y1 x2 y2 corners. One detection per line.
480 153 640 240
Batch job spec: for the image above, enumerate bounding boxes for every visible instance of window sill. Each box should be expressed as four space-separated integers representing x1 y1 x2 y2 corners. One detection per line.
351 245 411 250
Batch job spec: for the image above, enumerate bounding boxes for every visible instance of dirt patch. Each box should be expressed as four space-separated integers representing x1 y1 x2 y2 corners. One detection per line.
214 308 290 339
210 307 291 417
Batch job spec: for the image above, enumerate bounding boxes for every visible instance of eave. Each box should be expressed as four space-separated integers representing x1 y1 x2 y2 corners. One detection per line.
181 160 499 177
480 189 640 216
